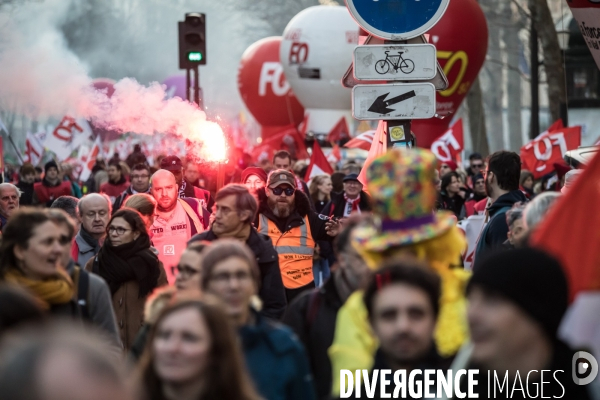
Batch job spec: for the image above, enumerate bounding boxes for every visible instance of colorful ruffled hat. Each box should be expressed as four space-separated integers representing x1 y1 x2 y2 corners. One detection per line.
355 148 456 251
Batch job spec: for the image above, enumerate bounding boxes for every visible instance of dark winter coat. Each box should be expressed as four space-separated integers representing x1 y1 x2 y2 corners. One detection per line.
125 150 148 169
439 192 466 220
112 185 151 214
323 190 372 219
15 180 34 206
474 190 527 263
343 347 452 399
85 257 168 351
283 276 345 400
461 340 591 399
189 227 287 320
240 310 317 400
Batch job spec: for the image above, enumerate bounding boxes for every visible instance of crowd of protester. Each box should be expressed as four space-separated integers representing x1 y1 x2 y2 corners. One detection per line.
0 142 596 400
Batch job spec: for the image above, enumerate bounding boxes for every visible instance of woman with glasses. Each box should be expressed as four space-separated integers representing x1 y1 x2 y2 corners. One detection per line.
86 208 167 351
0 209 75 316
174 242 207 292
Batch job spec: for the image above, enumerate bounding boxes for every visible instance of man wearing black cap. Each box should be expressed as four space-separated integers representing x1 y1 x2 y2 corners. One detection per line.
160 155 214 211
33 160 73 207
256 169 341 302
323 173 372 220
465 248 592 398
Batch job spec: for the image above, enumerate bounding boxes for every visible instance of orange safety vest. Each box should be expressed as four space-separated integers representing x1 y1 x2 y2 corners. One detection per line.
258 214 315 289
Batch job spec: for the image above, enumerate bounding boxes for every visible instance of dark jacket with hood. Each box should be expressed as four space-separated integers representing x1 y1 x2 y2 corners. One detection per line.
240 309 317 400
323 190 372 219
283 276 345 400
188 227 287 320
475 189 527 263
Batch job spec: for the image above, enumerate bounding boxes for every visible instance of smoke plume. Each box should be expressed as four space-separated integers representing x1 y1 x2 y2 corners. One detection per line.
0 0 224 161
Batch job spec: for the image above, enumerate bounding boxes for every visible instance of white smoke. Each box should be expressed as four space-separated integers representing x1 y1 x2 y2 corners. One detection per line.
0 0 225 160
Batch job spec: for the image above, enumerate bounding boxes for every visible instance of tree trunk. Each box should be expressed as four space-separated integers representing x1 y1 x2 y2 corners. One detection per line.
503 3 524 150
479 0 504 152
530 0 566 123
466 76 490 156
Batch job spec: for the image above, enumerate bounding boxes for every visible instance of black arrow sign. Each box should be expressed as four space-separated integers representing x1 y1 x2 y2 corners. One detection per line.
368 90 417 114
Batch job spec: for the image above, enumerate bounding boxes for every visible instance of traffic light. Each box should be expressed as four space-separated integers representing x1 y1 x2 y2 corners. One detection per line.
178 13 206 69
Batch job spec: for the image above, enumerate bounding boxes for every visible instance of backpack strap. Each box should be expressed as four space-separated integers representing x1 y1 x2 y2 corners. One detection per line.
73 266 91 321
179 198 202 234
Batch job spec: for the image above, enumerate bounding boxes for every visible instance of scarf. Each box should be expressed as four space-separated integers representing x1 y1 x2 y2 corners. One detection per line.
109 175 127 186
79 227 101 254
4 268 74 310
96 235 160 299
343 193 361 216
178 179 187 199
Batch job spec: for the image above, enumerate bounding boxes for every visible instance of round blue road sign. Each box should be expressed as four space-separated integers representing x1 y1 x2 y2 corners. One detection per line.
345 0 450 40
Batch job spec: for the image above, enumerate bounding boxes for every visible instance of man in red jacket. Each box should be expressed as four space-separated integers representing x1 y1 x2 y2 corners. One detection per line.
33 160 73 207
100 161 129 204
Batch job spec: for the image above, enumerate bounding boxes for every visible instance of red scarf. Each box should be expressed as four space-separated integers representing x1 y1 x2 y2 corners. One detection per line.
344 193 361 216
295 176 307 194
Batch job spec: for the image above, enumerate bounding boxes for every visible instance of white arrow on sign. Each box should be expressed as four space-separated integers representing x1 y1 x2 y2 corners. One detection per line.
354 44 437 81
352 83 436 120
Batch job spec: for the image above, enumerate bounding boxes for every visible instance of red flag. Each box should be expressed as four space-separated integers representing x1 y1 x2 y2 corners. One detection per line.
327 144 342 163
430 119 464 163
531 151 600 302
344 130 376 151
358 121 387 186
305 140 334 181
253 126 309 161
520 126 581 179
298 114 310 139
326 117 350 143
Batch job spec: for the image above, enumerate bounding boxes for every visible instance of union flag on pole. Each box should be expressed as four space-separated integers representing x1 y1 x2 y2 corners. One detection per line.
430 119 464 163
305 140 334 182
326 116 351 143
358 121 387 186
344 130 377 151
25 132 45 166
520 125 581 179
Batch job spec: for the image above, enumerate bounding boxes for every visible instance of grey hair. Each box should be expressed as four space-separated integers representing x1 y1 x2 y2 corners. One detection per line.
0 183 22 198
505 203 526 228
523 192 561 230
77 193 112 217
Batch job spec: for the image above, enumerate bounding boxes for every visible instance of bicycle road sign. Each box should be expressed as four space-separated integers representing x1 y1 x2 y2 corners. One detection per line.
345 0 450 40
354 44 437 81
352 83 436 120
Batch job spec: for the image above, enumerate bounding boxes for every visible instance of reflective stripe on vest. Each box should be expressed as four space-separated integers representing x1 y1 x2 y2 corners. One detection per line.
257 214 315 289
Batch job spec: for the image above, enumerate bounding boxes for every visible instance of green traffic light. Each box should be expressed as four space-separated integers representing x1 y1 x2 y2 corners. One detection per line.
188 52 203 62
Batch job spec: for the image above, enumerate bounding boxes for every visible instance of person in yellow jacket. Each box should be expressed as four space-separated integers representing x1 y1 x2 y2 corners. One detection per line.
328 148 470 397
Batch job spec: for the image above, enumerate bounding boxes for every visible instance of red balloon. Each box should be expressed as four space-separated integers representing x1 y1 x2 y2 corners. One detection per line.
237 37 305 129
412 0 488 148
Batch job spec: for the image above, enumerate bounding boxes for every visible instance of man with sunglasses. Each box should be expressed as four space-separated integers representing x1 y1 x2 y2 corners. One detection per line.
256 169 341 303
467 152 485 188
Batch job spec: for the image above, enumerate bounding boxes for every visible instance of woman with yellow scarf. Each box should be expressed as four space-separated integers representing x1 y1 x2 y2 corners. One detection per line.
328 148 470 397
0 209 76 313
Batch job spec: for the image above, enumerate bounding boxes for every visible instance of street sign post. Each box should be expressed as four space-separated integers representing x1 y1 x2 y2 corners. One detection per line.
354 44 437 81
352 83 436 120
345 0 450 40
